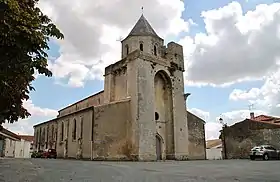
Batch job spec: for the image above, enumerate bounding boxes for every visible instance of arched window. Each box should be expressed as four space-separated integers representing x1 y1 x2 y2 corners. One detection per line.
125 44 129 55
140 43 143 51
154 45 157 56
73 119 77 140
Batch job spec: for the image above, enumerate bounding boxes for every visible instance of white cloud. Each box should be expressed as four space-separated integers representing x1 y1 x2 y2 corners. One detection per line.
38 0 189 87
229 88 261 101
205 122 222 140
228 68 280 115
181 2 280 86
3 100 58 135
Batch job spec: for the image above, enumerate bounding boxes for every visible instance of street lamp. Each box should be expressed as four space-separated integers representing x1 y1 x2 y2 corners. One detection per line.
219 117 228 159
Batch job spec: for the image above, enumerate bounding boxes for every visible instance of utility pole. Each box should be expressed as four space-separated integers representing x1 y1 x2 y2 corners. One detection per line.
219 116 228 159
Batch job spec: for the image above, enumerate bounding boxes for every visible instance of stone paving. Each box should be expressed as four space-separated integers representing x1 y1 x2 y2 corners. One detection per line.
0 158 280 182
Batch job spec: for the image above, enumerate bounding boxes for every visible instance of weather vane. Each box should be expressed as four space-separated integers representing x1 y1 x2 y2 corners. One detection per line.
141 6 144 15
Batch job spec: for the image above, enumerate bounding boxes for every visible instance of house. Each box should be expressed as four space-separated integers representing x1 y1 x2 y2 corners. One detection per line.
206 139 222 160
187 111 206 160
0 127 34 158
33 14 206 161
0 127 21 157
221 112 280 159
16 135 34 158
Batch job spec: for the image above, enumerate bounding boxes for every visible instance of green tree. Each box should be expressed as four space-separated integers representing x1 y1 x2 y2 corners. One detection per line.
0 0 64 125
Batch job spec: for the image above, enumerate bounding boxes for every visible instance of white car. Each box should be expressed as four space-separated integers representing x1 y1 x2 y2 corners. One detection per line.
250 145 280 160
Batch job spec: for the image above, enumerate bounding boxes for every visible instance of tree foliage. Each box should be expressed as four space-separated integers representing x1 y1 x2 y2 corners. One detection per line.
0 0 64 124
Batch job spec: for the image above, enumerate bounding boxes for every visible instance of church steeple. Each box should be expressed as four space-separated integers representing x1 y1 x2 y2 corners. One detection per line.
124 15 162 40
121 14 164 59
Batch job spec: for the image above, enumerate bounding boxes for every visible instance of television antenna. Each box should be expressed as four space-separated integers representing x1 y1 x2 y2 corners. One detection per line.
248 104 255 111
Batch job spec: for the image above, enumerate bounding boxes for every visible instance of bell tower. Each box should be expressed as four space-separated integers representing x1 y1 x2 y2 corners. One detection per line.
104 13 188 161
121 15 164 58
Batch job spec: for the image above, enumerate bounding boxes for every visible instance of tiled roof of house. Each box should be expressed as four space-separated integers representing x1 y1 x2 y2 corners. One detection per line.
250 119 280 126
206 139 222 149
0 128 21 140
253 115 280 122
19 135 34 142
252 114 280 125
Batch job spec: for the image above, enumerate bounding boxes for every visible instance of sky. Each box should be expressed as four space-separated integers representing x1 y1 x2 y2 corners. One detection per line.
4 0 280 140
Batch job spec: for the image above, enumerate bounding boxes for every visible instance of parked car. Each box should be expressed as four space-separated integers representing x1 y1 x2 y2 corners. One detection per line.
31 150 44 158
42 149 57 159
249 145 280 160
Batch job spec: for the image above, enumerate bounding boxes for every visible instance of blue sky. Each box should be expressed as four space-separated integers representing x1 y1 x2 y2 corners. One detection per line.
5 0 280 139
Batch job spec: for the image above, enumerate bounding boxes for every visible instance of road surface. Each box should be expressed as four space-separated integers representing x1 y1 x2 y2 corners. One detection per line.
0 158 279 182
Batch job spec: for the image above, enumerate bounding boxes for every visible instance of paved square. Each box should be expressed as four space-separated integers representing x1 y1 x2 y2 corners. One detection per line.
0 159 279 182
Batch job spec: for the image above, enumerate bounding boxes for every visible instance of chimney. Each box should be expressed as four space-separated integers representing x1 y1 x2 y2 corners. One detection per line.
250 112 255 119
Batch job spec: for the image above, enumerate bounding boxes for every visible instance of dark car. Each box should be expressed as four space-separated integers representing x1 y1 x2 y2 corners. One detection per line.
31 150 44 158
250 145 280 160
42 149 57 159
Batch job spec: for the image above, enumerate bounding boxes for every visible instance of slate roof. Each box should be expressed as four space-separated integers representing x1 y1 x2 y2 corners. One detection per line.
123 15 162 41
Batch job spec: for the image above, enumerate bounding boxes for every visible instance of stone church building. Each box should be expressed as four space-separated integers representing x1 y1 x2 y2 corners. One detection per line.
34 15 206 161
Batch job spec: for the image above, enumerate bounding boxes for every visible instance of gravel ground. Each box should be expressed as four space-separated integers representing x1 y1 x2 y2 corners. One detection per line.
0 158 280 182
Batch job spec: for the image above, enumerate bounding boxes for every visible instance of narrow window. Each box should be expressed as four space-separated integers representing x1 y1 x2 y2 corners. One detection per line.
154 45 157 56
125 45 129 55
73 119 77 140
46 126 49 146
140 43 143 51
61 122 64 142
42 128 45 143
80 117 84 139
39 128 41 147
51 125 54 140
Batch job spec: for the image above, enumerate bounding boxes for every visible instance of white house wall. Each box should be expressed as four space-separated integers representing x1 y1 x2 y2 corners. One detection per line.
206 148 222 160
4 138 16 157
14 140 31 158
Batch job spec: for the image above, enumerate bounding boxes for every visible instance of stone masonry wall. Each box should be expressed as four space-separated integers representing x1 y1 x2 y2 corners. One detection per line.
92 99 133 160
58 91 104 117
187 111 206 160
224 120 280 159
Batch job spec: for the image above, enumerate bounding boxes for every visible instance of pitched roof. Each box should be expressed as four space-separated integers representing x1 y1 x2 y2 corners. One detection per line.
0 128 21 140
253 115 280 122
187 111 206 124
123 15 162 40
19 135 34 142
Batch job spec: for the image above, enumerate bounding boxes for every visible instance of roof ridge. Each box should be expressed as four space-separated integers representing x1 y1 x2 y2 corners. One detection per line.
124 15 162 40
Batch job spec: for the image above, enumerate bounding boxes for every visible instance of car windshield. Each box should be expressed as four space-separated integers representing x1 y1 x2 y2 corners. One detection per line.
252 146 262 150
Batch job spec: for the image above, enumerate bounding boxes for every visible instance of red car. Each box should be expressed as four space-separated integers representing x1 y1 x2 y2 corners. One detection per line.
42 149 57 159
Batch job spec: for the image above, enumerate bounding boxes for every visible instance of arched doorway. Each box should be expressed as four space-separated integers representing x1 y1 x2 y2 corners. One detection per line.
156 134 162 160
154 70 174 159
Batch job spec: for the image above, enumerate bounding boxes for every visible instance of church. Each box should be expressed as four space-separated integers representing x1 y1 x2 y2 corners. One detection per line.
33 14 206 161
